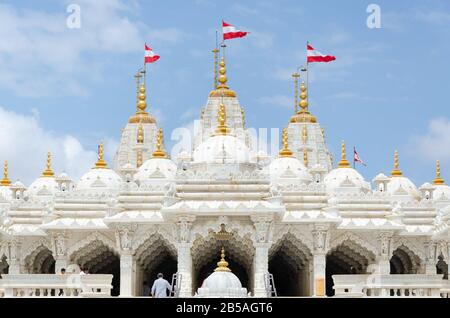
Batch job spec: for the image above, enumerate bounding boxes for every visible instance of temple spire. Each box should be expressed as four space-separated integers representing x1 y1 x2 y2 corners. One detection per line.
152 128 168 158
209 57 236 97
0 161 11 186
215 103 231 135
390 150 403 177
129 70 156 124
433 160 445 185
214 247 231 272
279 128 293 157
290 81 317 123
94 143 108 169
337 141 351 168
42 152 55 177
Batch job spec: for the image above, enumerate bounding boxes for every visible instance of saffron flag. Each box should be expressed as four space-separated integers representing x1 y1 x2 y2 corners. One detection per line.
354 147 367 166
144 44 160 64
307 44 336 63
222 21 248 40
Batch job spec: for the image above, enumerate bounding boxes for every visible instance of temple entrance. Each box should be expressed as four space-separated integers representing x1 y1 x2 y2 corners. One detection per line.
70 239 120 296
269 233 312 296
24 245 55 274
390 245 421 274
326 239 376 296
134 233 177 296
191 233 254 295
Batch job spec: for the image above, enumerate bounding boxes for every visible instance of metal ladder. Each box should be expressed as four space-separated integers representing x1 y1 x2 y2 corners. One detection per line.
264 272 277 297
170 273 182 298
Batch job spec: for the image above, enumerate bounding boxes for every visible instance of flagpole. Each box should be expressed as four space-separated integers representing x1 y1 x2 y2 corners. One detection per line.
353 146 356 169
306 41 309 101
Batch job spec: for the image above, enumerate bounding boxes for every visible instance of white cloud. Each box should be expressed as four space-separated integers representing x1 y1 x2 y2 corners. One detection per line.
0 1 186 97
409 117 450 163
257 95 293 109
0 106 116 185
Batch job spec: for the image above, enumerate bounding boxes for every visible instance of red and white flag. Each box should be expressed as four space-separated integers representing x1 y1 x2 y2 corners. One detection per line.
144 44 160 64
307 44 336 63
222 20 248 41
354 147 367 166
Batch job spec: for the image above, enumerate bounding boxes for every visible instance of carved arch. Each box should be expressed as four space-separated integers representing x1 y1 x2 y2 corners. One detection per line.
67 232 118 260
330 232 378 258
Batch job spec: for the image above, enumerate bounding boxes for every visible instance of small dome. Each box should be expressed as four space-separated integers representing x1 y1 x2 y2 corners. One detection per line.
269 157 312 182
433 184 450 200
77 168 122 191
387 176 420 198
134 158 177 182
28 176 59 196
324 167 370 193
193 135 250 164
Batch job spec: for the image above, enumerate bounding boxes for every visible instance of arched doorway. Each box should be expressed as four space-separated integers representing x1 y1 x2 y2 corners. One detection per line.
24 245 55 274
269 233 312 296
390 245 421 274
191 233 254 295
70 239 120 296
134 233 177 296
326 239 376 296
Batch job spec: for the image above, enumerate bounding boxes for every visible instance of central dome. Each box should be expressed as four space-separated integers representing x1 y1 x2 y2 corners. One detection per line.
193 135 250 164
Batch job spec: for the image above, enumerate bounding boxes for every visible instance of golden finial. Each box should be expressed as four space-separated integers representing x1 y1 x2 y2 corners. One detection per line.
215 103 231 135
279 128 293 157
302 125 308 144
212 48 219 89
209 57 236 97
94 143 108 169
292 72 300 113
136 150 143 168
152 128 168 158
214 247 231 272
0 161 11 186
129 71 156 124
303 149 309 167
42 152 55 177
433 160 445 185
337 141 351 168
289 81 317 123
137 124 144 144
390 150 403 177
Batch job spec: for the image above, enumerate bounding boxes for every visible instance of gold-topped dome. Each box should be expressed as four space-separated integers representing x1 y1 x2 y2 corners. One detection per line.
433 160 445 185
278 128 293 157
290 82 317 123
337 141 351 168
214 103 231 135
209 58 236 98
152 128 168 158
0 161 11 186
42 152 55 177
129 70 156 124
390 150 403 177
94 143 108 169
214 247 231 272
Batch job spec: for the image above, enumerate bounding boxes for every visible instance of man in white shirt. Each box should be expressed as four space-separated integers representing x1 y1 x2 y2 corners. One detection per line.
151 273 172 298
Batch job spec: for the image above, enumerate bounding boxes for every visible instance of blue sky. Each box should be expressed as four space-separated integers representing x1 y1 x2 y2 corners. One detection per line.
0 0 450 185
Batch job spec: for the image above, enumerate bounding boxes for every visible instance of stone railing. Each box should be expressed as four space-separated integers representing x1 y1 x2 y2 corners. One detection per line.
441 280 450 298
332 274 446 298
0 274 113 297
